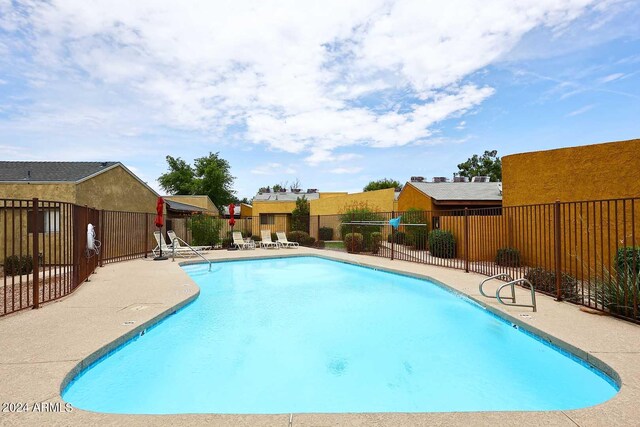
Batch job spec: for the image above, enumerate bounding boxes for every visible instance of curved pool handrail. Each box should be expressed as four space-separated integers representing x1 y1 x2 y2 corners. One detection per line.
479 273 515 301
496 279 537 312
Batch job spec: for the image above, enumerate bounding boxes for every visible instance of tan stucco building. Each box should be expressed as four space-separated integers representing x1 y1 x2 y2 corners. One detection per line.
0 161 159 212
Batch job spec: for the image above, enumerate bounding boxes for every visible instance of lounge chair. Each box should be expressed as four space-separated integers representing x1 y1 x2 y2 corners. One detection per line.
260 230 279 249
152 231 198 257
167 230 211 252
232 231 254 250
276 231 299 248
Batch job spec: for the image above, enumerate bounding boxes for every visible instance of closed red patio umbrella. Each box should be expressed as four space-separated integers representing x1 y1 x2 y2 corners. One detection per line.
229 203 236 229
154 197 168 260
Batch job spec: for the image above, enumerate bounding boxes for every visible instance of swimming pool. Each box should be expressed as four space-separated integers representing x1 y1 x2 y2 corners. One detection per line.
63 256 618 414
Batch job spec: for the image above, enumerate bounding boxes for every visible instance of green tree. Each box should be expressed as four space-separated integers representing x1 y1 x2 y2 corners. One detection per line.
158 156 195 195
158 152 236 210
456 150 502 181
363 178 402 192
291 196 310 232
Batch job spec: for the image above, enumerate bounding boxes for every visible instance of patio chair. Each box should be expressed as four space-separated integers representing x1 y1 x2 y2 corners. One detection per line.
276 231 299 248
260 230 279 249
152 231 196 257
232 231 253 250
167 230 210 252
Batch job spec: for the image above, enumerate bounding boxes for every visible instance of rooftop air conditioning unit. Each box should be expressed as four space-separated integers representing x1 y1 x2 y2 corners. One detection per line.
306 188 318 193
291 188 301 193
453 176 468 183
410 176 425 182
433 177 447 183
471 176 490 183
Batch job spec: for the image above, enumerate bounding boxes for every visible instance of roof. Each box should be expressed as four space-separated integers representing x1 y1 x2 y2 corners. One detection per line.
0 161 119 182
409 181 502 201
165 199 204 213
254 192 320 201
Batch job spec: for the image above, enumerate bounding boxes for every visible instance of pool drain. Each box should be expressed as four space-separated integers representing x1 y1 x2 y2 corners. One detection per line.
123 320 136 325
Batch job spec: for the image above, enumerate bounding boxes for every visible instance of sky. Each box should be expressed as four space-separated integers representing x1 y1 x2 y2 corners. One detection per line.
0 0 639 199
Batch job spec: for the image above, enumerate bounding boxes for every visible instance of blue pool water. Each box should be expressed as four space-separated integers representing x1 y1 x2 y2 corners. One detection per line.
63 257 618 414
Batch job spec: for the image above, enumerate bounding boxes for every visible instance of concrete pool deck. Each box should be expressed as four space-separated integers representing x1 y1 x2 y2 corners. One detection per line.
0 248 639 426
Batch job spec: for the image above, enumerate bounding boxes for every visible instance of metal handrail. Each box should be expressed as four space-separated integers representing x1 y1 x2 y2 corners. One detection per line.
171 239 212 272
479 273 515 301
496 279 537 312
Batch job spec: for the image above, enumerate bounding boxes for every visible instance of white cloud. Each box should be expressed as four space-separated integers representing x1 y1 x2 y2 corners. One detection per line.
566 104 595 116
250 163 296 175
599 72 625 83
0 0 607 163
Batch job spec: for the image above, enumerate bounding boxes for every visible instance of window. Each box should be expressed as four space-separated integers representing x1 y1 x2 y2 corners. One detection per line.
27 208 60 233
260 214 275 225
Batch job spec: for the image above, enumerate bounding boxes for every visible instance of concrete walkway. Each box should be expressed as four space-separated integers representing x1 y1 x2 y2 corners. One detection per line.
1 248 639 426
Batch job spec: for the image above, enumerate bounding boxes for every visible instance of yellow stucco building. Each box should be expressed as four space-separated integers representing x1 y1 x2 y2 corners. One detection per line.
502 138 640 206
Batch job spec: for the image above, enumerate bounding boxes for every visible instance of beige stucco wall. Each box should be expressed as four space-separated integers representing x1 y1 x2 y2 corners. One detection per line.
0 183 76 203
240 203 253 217
75 166 157 213
309 188 396 215
502 138 640 206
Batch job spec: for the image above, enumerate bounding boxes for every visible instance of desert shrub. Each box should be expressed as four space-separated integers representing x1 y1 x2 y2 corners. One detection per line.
594 273 640 318
403 209 428 250
524 267 579 299
387 231 406 245
221 237 233 248
344 233 364 253
371 232 382 254
189 215 223 247
615 246 640 276
287 231 315 246
4 255 34 276
428 230 456 258
313 240 326 249
319 227 334 241
340 203 383 251
496 247 521 267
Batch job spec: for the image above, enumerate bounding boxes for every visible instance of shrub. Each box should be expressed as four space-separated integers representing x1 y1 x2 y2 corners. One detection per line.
222 237 233 249
4 255 34 276
250 235 261 242
371 232 382 254
496 247 521 267
410 228 428 250
287 231 315 246
594 273 639 318
291 196 310 233
319 227 334 241
189 215 223 247
313 240 325 249
615 246 640 276
428 230 456 258
344 233 364 253
403 209 428 250
387 231 406 245
340 203 384 251
524 267 579 300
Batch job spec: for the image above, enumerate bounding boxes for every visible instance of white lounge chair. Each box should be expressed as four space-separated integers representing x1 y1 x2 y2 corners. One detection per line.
276 231 299 248
260 230 279 249
167 230 211 252
232 231 254 250
152 231 197 257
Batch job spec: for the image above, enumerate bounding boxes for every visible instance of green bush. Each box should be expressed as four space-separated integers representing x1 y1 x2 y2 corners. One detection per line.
340 206 383 251
387 231 406 245
313 240 326 249
4 255 34 276
428 230 456 258
524 267 579 299
287 231 315 246
403 209 428 250
291 196 310 233
319 227 334 241
189 215 223 247
496 247 521 267
410 228 428 250
615 246 640 276
594 273 639 318
344 233 364 253
222 237 233 248
371 232 382 254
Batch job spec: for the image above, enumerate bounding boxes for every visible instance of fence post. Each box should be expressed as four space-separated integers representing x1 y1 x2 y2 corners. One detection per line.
32 198 40 309
350 212 354 253
464 207 469 273
98 209 105 267
554 200 563 301
391 211 395 261
144 214 149 258
317 215 320 241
